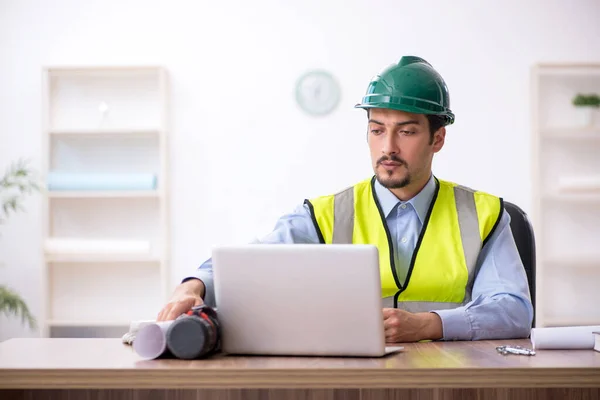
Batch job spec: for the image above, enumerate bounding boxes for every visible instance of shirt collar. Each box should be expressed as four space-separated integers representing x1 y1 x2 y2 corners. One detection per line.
373 174 437 224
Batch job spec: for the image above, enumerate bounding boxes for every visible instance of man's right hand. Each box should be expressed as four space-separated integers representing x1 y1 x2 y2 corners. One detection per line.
157 279 205 321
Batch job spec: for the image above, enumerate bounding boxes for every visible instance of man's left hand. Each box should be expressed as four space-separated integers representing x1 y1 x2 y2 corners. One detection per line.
383 308 443 343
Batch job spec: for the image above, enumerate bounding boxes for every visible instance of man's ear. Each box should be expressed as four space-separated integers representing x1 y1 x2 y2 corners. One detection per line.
432 127 446 153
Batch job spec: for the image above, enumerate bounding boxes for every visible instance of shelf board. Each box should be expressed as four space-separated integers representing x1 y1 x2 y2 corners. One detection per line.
542 193 600 203
45 254 161 263
536 65 600 77
49 128 162 137
47 319 131 327
47 66 165 77
541 127 600 140
48 190 160 199
542 317 600 327
544 257 599 267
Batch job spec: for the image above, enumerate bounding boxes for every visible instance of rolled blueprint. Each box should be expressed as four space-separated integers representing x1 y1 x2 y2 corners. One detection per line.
531 325 600 350
122 320 155 345
132 320 174 360
44 238 151 255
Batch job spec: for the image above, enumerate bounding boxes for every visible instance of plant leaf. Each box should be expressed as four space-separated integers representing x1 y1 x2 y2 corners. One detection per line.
0 285 37 329
0 160 41 222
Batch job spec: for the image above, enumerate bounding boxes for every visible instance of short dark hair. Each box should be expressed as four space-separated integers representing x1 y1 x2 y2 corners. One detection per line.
425 114 447 144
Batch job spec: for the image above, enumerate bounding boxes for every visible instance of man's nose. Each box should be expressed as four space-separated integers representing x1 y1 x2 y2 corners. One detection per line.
381 133 399 155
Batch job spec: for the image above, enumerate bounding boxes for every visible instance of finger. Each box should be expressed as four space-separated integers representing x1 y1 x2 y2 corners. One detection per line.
168 297 199 321
383 318 392 330
159 304 178 321
384 315 399 329
385 328 397 342
382 308 395 319
165 304 186 321
383 318 400 329
156 305 170 322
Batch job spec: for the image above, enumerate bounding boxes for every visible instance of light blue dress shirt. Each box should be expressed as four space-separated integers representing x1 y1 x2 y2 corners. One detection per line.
189 175 534 341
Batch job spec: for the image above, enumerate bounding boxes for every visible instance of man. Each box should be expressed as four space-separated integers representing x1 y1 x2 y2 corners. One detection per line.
158 56 533 342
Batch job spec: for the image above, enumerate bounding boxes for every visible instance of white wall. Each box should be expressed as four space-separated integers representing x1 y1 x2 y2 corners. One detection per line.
1 0 599 340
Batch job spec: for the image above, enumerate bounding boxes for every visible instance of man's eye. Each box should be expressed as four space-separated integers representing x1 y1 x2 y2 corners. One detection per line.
371 130 382 135
400 130 415 135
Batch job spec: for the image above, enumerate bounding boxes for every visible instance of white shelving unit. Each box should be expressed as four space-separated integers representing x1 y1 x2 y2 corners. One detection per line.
531 63 600 328
40 66 170 338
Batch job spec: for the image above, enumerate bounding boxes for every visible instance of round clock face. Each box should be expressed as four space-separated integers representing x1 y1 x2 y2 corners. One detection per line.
295 70 341 116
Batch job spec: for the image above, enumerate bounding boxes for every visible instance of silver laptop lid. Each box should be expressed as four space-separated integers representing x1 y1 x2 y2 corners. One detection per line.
212 244 388 357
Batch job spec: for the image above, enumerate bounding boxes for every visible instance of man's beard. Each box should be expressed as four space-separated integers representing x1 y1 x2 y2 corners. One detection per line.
375 155 411 189
376 172 411 189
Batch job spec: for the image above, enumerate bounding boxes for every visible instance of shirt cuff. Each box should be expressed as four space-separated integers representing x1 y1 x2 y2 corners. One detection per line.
432 308 473 341
182 270 216 308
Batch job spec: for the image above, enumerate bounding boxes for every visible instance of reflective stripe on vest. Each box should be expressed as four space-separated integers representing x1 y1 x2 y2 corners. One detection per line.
305 176 502 313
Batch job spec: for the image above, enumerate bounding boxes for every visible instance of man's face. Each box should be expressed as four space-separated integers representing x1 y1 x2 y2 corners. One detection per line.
367 108 444 191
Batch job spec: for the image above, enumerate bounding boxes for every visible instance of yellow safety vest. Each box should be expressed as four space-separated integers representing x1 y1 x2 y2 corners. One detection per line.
305 176 502 312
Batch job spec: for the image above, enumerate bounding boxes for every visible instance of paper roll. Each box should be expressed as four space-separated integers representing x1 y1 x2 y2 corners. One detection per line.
133 320 174 360
122 320 155 345
44 238 151 255
129 319 156 333
531 325 600 350
47 172 157 191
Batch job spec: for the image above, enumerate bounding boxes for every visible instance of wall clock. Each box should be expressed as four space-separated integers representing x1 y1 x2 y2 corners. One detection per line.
295 70 341 116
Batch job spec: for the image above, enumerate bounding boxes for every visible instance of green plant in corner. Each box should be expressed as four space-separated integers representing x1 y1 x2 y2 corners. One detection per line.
0 159 40 329
572 93 600 107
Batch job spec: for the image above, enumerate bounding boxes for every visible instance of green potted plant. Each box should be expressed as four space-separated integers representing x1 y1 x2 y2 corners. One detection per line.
572 93 600 127
1 159 40 331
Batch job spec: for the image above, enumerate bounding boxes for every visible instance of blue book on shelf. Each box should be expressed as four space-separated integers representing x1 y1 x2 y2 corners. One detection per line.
47 172 157 191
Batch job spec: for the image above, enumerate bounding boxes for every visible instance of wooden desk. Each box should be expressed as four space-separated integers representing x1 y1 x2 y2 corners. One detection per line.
1 338 599 399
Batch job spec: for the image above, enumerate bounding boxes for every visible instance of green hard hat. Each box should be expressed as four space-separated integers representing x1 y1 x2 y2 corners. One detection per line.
355 56 455 125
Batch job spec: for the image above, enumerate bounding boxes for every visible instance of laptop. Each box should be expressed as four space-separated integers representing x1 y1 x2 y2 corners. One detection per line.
212 244 403 357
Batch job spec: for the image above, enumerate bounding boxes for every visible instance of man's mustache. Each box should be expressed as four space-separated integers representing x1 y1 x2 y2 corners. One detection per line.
377 155 407 166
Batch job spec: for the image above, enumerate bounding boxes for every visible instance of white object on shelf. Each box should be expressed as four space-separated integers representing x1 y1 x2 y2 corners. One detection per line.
46 172 157 191
573 107 600 128
98 101 109 114
557 175 600 193
45 254 160 263
48 190 159 199
44 238 152 255
50 128 161 137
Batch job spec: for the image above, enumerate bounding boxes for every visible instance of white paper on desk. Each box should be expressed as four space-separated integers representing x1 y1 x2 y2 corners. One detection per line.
531 325 600 350
132 321 173 360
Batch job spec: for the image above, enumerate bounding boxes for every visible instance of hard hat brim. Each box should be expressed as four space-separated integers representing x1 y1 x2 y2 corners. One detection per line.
354 102 455 125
